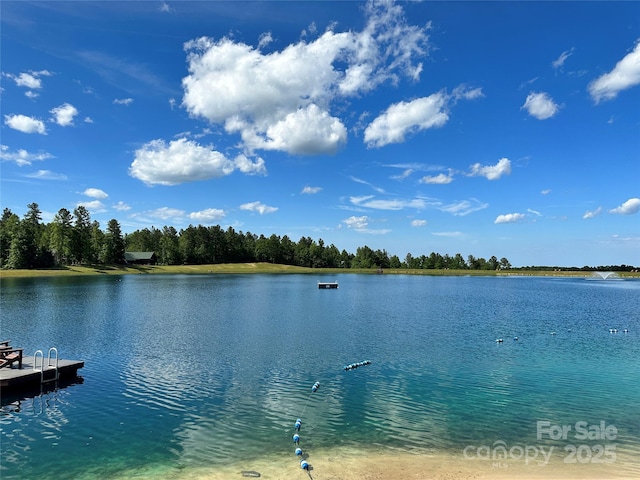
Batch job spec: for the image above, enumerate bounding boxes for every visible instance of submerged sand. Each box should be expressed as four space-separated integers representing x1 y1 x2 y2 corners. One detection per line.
101 447 639 480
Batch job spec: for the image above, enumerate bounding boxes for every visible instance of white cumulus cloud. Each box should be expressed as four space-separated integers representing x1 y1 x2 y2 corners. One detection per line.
130 138 265 186
4 70 52 90
181 0 431 156
365 85 482 148
411 219 427 227
50 103 79 126
364 92 449 147
468 157 511 180
258 104 347 155
4 114 47 134
189 208 226 222
609 198 640 215
302 186 323 194
589 41 640 103
83 188 109 199
521 92 560 120
495 213 526 224
343 215 369 229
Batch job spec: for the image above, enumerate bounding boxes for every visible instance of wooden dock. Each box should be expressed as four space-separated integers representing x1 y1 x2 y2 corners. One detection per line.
0 356 84 392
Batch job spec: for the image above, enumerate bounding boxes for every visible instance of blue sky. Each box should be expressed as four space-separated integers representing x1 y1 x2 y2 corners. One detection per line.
1 1 639 267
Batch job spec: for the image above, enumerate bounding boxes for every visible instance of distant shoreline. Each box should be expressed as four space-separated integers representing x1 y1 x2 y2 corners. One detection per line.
1 263 638 279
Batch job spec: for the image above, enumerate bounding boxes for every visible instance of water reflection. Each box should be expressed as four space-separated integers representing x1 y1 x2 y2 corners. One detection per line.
0 274 638 479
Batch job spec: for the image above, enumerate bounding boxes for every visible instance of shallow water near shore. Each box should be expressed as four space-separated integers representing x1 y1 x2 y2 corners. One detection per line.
1 274 639 478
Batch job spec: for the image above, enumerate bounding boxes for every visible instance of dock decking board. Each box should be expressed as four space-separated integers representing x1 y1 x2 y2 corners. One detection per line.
0 356 84 391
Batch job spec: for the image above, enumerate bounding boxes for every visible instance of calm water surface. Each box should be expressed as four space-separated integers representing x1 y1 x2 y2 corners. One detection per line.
1 274 639 478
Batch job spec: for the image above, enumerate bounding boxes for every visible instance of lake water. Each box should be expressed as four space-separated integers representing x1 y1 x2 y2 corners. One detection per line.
1 274 639 478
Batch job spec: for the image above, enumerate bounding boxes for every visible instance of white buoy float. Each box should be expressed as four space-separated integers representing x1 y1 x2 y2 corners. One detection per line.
343 360 371 371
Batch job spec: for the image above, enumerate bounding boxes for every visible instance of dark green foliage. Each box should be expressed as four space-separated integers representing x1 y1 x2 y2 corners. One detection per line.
2 203 637 271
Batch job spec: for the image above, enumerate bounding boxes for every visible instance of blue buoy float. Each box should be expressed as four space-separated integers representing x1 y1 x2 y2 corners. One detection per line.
300 459 309 470
293 433 300 444
295 447 303 456
312 381 320 392
294 419 301 431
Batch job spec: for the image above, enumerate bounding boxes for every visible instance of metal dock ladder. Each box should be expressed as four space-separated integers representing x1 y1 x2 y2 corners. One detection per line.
33 347 60 385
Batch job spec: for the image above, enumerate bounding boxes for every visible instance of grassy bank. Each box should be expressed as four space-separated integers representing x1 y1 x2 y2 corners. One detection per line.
1 263 638 278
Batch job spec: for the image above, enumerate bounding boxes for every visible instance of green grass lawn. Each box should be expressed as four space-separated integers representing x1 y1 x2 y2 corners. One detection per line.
1 263 638 278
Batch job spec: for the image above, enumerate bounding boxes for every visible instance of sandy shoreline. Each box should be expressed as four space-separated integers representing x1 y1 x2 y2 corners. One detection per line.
100 448 639 480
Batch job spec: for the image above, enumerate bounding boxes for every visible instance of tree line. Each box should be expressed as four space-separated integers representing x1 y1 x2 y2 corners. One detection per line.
0 203 635 271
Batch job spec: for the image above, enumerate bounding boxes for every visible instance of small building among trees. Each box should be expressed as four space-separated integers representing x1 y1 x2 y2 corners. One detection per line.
124 251 157 265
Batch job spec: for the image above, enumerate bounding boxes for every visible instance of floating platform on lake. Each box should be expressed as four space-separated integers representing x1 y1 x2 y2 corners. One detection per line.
0 356 84 393
318 281 339 289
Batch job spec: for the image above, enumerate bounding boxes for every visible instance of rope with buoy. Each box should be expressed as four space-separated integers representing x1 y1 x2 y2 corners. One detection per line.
289 362 372 474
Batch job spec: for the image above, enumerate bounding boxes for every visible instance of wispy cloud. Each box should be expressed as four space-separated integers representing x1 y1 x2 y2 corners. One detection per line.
77 200 107 213
583 207 602 219
419 172 453 184
350 176 385 193
113 201 131 211
0 146 54 166
350 195 426 211
113 98 134 106
25 170 67 180
342 215 391 234
440 199 488 216
301 186 322 194
552 47 574 69
240 201 278 215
